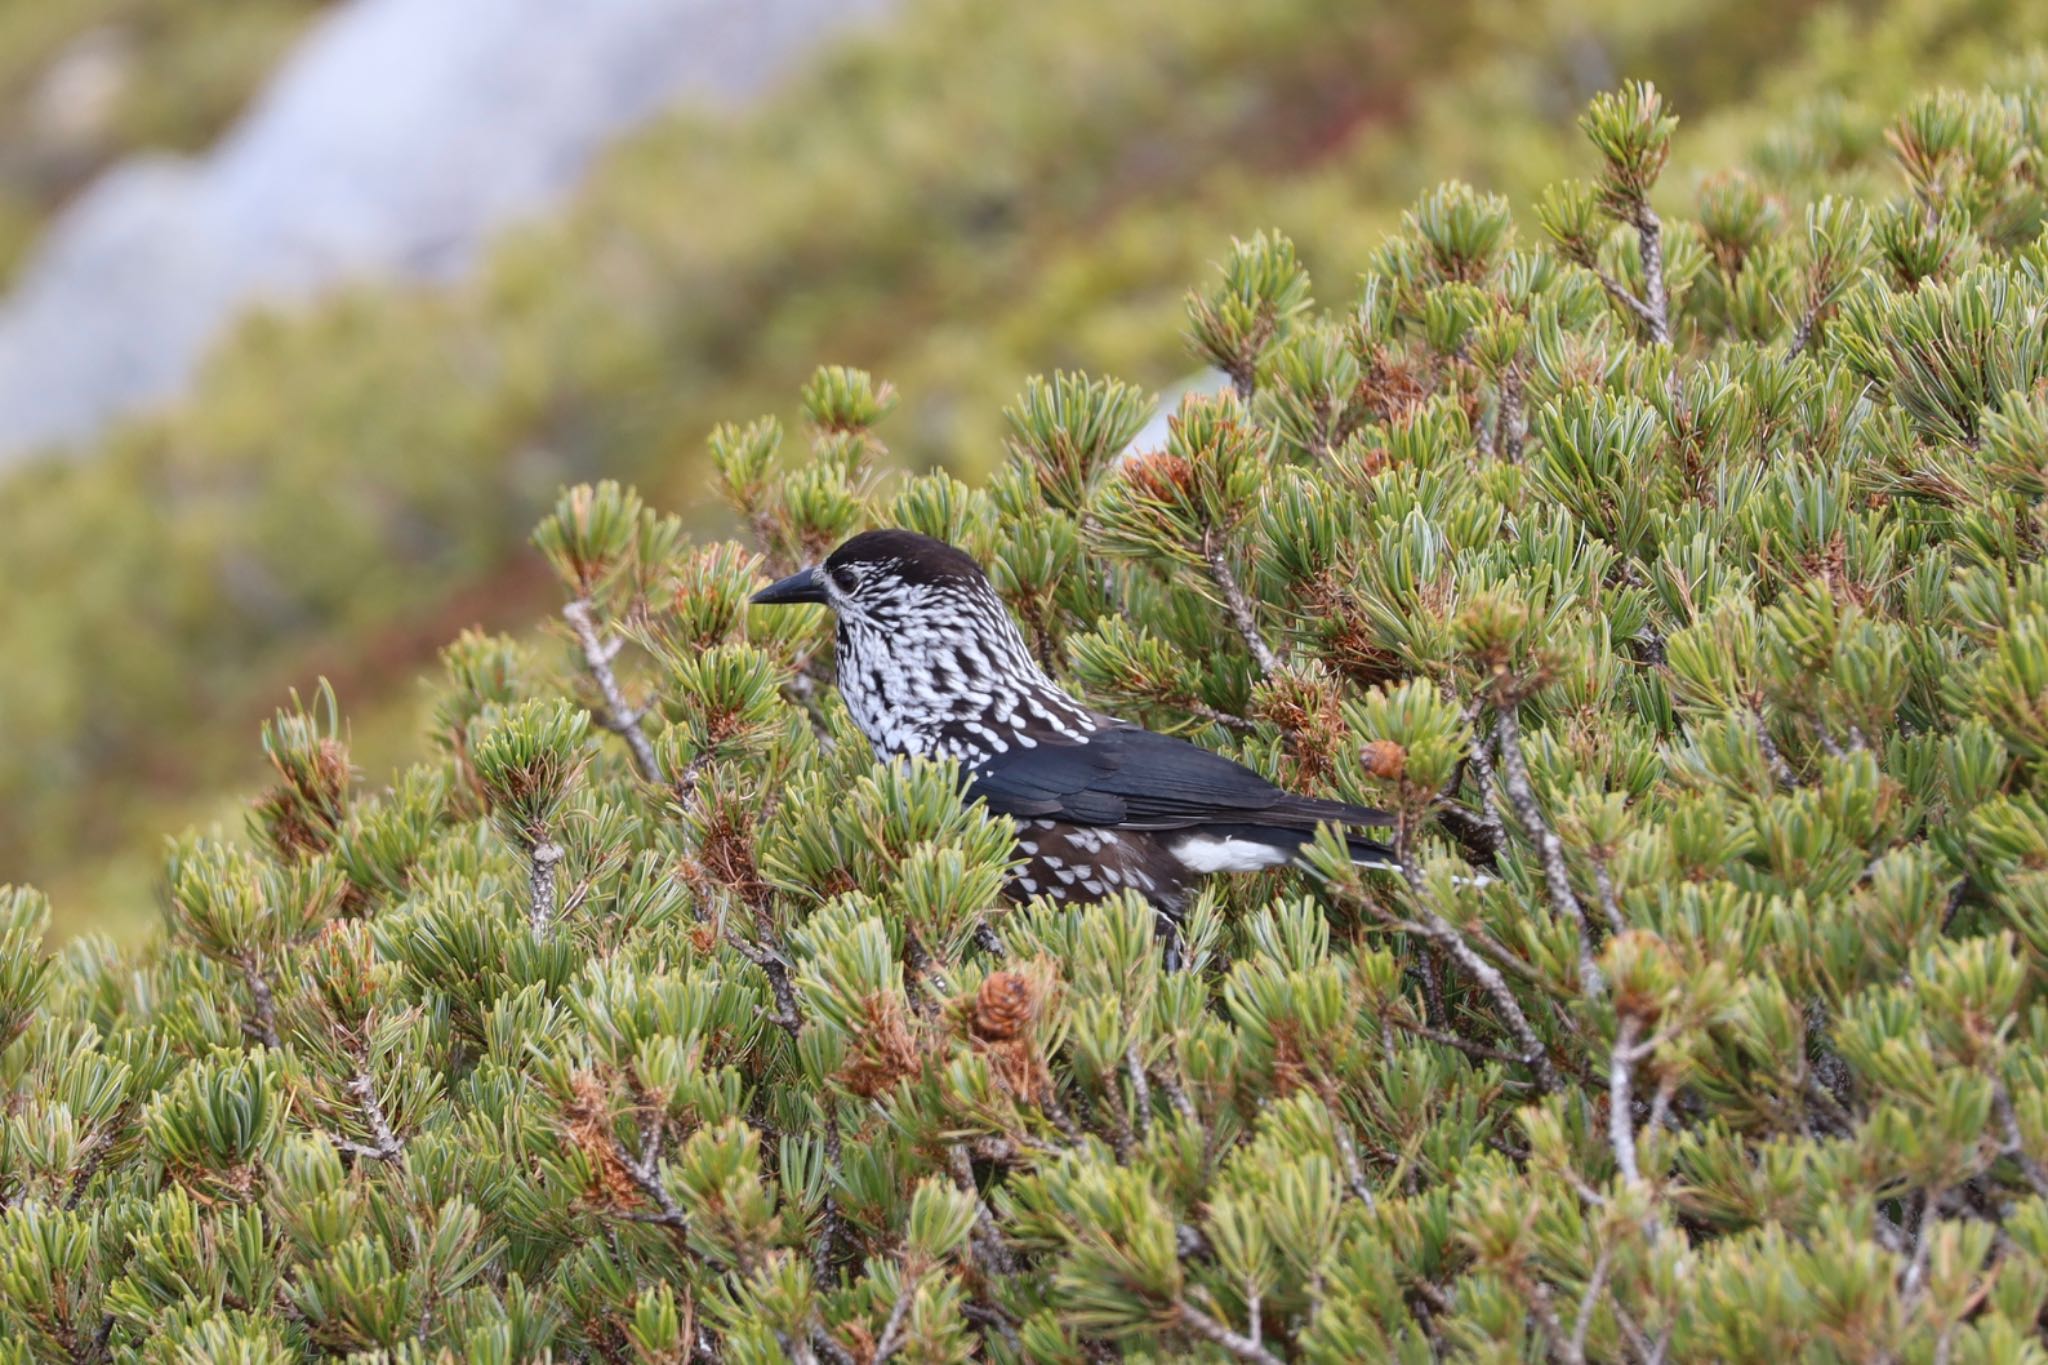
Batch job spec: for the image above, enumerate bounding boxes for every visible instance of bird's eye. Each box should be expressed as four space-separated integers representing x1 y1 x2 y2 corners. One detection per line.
831 566 862 594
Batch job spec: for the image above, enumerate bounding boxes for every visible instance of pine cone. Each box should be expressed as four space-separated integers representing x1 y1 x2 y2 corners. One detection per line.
973 970 1036 1041
1361 738 1408 780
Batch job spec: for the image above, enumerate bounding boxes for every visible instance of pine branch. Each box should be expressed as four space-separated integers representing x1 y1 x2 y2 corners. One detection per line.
1753 709 1796 789
611 1117 690 1243
1491 707 1604 996
345 1070 405 1163
1125 1039 1153 1143
1178 1300 1284 1365
1494 362 1528 461
563 598 662 783
1994 1080 2048 1197
814 1111 847 1284
528 839 564 936
1609 1016 1645 1187
1629 202 1672 346
728 933 803 1039
1588 265 1665 339
1201 531 1283 676
1569 1246 1614 1365
872 1271 919 1364
241 952 280 1050
1391 826 1562 1093
947 1145 1017 1277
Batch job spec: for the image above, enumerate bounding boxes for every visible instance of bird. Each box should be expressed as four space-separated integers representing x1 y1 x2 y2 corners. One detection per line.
751 528 1397 920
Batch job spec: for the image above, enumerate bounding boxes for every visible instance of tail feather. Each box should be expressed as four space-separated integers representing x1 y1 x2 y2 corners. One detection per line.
1343 832 1399 872
1192 821 1398 872
1266 792 1396 831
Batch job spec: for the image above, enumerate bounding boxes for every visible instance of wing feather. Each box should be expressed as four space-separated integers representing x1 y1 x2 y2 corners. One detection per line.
964 725 1391 832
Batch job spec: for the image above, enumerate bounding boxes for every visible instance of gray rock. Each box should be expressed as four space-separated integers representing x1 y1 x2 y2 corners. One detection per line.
0 0 891 464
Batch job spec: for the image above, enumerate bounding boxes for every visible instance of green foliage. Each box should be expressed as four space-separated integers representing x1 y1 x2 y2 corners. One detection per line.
22 33 2048 1365
11 0 1992 902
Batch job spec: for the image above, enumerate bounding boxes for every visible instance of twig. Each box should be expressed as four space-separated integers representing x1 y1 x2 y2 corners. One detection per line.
1491 707 1605 996
814 1112 846 1284
1527 1280 1578 1365
1589 265 1665 339
563 598 661 782
528 840 564 936
1456 717 1510 859
671 749 713 812
1994 1081 2048 1197
1569 1247 1614 1365
1154 1062 1199 1127
1495 361 1528 462
1125 1040 1153 1143
1178 1300 1284 1365
1786 295 1823 362
872 1271 919 1364
810 1330 857 1365
1383 1011 1529 1067
1610 1016 1645 1187
1188 701 1259 733
1322 1094 1377 1209
1201 530 1283 677
1630 202 1672 346
63 1116 125 1211
1591 859 1627 938
947 1145 1016 1277
728 934 803 1040
1391 826 1562 1093
345 1070 405 1162
610 1119 690 1241
961 1301 1024 1357
241 953 280 1049
1753 709 1796 789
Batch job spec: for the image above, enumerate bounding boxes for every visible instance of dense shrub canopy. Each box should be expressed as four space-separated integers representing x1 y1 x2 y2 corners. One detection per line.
9 0 2015 913
10 70 2048 1363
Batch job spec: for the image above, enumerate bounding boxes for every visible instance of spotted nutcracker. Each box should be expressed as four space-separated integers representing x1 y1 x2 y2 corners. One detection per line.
752 529 1396 915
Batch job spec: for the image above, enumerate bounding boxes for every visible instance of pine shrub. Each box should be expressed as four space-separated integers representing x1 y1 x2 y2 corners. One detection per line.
11 74 2048 1361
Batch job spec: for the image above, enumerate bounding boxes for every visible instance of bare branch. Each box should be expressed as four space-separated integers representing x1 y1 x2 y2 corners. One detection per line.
872 1270 920 1364
1495 361 1528 462
1753 708 1797 789
1382 1010 1529 1067
1125 1039 1153 1143
1571 1247 1613 1357
1994 1080 2048 1198
1630 202 1672 347
728 933 803 1040
1610 1016 1645 1187
1588 265 1665 339
241 952 280 1050
344 1071 405 1162
1201 531 1284 677
563 598 662 783
528 840 564 936
1391 826 1562 1093
1491 707 1604 996
1179 1300 1284 1365
947 1145 1017 1277
609 1118 690 1242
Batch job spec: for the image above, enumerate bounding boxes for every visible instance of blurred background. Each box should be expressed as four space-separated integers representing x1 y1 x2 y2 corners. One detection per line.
0 0 2037 940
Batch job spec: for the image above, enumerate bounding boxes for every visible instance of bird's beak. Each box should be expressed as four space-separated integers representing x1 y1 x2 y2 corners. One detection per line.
751 565 829 606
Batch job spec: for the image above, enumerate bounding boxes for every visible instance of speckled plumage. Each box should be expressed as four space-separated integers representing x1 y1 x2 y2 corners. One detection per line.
752 529 1395 916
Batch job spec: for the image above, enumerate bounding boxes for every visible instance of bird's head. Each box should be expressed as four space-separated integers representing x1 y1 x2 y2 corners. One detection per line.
750 529 995 628
751 529 1090 757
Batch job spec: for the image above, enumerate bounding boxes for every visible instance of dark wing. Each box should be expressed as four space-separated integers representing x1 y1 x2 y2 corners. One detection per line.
963 724 1392 833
